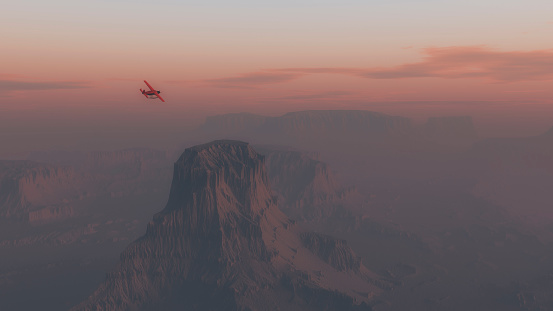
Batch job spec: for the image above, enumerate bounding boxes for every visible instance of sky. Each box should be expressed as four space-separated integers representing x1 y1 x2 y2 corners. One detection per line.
1 0 553 153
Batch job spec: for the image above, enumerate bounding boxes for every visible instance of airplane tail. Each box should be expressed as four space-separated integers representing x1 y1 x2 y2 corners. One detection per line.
140 89 148 98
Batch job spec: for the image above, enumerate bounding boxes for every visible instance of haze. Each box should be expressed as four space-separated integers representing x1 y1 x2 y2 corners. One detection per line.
2 0 553 157
1 1 553 310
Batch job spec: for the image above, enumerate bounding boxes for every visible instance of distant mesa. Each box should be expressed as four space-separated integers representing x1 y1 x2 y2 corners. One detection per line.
469 123 553 221
473 123 553 155
264 110 412 135
422 116 478 146
199 113 268 137
74 140 383 311
200 110 412 141
198 110 478 149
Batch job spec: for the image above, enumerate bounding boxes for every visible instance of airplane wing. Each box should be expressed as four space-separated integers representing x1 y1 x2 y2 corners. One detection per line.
156 93 165 102
144 80 156 92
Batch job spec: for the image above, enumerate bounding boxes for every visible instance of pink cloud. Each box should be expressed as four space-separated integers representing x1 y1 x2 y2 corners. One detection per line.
367 46 553 82
194 46 553 89
275 46 553 83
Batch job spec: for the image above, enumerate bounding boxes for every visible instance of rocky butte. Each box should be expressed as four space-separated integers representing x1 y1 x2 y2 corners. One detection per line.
74 140 384 311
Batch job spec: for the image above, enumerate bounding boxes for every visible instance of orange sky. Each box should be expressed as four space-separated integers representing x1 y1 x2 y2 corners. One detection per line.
1 0 553 153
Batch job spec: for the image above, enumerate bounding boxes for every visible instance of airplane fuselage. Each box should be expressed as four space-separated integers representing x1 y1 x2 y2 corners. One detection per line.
143 90 161 95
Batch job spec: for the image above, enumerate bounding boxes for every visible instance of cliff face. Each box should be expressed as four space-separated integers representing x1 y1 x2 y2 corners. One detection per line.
0 148 174 224
0 162 29 217
258 147 357 221
300 232 362 272
84 148 170 179
0 161 78 221
75 140 382 311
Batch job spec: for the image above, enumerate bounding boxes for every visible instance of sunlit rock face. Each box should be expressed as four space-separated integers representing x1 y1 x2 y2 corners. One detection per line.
74 140 383 311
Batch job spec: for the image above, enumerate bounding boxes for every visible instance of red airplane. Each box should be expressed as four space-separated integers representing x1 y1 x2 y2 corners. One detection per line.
140 80 165 102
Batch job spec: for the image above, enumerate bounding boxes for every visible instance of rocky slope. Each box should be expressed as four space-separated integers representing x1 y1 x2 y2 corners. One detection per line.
257 146 358 221
74 140 383 311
